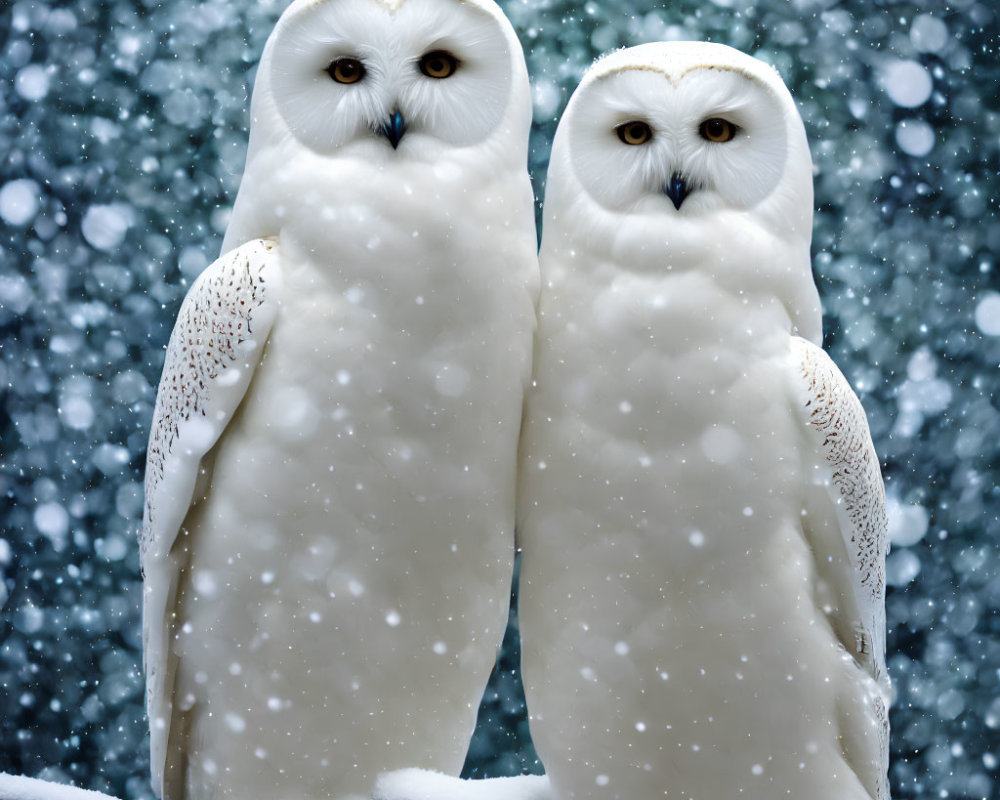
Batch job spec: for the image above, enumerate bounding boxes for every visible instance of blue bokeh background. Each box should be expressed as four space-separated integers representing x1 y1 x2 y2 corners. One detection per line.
1 1 998 797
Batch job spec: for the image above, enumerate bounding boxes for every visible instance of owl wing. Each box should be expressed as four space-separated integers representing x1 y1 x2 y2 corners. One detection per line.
140 237 281 795
791 335 888 680
791 335 890 798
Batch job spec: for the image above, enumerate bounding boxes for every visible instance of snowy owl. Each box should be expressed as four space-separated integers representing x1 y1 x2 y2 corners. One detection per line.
517 42 890 800
139 0 538 797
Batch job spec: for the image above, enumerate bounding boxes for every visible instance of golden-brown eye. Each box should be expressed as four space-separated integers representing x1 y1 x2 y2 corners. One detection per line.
327 57 365 84
419 50 459 79
699 117 738 143
616 120 653 146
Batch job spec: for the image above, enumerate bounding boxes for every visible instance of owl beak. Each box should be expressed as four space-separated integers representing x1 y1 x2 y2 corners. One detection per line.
382 110 406 149
664 173 690 210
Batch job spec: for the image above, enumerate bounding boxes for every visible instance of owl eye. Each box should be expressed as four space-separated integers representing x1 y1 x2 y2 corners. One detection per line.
419 50 460 79
616 120 653 146
327 57 366 84
699 117 738 143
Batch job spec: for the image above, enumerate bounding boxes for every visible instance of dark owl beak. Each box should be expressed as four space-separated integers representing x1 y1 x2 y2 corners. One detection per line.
382 110 406 149
664 173 690 210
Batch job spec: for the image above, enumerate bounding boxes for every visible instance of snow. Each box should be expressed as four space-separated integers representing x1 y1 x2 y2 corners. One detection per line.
974 291 1000 337
886 496 930 548
910 14 949 54
13 602 44 635
80 205 134 252
0 772 551 800
223 712 246 734
0 273 33 316
885 550 920 588
532 81 562 121
59 396 95 431
95 535 128 563
0 179 41 227
0 0 997 798
14 64 51 101
92 444 131 477
895 119 934 157
893 346 953 437
881 59 933 108
177 246 209 279
0 773 122 800
33 503 69 553
372 770 551 800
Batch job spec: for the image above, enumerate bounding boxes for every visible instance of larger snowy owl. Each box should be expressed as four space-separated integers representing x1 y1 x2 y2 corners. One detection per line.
139 0 538 797
517 42 890 799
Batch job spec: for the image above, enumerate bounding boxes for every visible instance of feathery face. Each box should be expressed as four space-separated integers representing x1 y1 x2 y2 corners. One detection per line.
222 0 532 254
263 0 519 155
543 42 820 342
568 66 791 213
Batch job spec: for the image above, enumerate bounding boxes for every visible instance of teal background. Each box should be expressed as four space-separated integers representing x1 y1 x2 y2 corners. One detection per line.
1 1 998 797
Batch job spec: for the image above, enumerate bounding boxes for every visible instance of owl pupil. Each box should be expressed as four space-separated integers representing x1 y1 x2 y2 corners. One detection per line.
328 58 365 84
419 50 459 79
700 118 736 142
616 120 652 145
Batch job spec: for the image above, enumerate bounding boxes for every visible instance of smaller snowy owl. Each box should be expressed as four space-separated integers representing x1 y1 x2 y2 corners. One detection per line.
517 43 890 800
140 0 538 798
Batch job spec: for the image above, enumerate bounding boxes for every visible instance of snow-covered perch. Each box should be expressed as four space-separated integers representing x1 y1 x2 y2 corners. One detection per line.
0 772 552 800
373 770 551 800
0 774 123 800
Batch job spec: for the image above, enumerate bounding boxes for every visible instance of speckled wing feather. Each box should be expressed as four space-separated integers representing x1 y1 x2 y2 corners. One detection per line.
140 238 281 796
792 335 890 799
792 336 887 670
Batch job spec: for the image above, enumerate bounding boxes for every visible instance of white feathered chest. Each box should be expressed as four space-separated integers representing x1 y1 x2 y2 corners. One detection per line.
523 252 806 586
231 158 537 508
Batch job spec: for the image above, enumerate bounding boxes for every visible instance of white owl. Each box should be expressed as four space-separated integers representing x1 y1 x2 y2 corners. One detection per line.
517 43 890 799
139 0 538 797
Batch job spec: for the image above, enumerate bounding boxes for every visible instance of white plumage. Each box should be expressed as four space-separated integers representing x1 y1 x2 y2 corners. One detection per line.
140 1 538 797
517 42 889 799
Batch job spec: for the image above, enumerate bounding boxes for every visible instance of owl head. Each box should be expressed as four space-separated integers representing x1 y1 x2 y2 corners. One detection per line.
221 0 533 253
248 0 530 160
543 42 821 342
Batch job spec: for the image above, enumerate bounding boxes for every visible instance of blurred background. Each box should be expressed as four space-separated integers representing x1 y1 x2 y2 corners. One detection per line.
1 0 998 797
